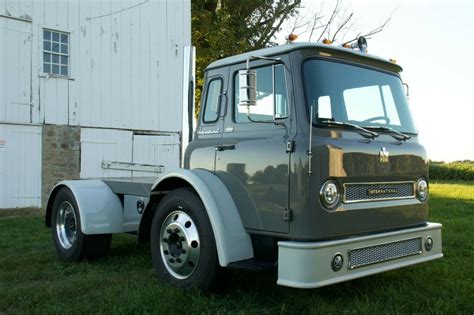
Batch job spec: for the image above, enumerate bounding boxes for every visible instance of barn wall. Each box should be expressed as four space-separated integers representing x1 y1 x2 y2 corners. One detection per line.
0 0 191 208
41 124 80 208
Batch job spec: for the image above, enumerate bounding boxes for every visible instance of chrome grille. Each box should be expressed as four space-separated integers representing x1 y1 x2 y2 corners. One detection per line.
344 182 415 203
348 237 422 269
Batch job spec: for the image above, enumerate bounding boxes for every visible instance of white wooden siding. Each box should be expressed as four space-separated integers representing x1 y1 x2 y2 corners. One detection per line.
0 17 35 124
80 127 133 178
80 128 180 179
0 1 190 207
1 0 190 131
132 133 180 177
0 123 41 208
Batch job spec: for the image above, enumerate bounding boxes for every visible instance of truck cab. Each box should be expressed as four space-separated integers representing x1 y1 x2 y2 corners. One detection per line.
45 40 442 290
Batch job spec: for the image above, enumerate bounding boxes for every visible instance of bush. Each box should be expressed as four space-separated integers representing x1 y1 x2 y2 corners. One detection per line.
429 161 474 181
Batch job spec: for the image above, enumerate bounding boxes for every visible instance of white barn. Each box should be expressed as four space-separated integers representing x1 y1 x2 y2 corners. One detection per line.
0 0 192 208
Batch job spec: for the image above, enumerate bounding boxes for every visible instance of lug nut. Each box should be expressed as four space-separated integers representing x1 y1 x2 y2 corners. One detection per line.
163 238 168 243
168 258 175 263
166 229 172 234
176 258 182 263
180 237 186 242
181 249 186 254
174 228 180 233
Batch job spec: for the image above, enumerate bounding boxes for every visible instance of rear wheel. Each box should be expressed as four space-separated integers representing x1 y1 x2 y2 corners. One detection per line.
150 188 220 290
51 187 112 261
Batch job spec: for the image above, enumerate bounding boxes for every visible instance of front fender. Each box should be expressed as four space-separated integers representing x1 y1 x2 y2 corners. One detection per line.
142 169 254 267
45 180 124 234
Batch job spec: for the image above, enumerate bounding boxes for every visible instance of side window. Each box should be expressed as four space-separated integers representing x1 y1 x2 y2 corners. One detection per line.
317 95 332 119
43 29 69 76
234 64 289 123
203 78 222 123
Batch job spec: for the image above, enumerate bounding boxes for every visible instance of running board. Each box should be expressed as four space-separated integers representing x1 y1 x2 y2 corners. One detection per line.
227 259 276 271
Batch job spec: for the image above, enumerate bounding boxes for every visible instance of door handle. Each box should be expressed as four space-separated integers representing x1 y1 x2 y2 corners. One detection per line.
215 144 235 151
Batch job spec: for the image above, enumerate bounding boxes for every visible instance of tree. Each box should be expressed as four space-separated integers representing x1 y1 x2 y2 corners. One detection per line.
191 0 394 113
191 0 301 112
284 0 394 45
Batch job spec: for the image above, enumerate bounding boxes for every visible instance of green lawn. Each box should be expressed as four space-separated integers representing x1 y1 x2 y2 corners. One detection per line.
0 182 473 314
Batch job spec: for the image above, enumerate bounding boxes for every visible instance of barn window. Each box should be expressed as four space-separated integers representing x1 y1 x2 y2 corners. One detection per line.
43 29 69 76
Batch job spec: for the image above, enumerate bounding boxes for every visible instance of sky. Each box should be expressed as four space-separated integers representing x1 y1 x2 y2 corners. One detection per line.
278 0 473 162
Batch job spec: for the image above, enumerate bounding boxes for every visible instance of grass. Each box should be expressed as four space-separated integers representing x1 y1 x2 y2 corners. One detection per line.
0 182 473 314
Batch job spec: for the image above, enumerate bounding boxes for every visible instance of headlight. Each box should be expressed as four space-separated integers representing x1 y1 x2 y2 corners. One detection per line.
320 180 340 209
416 178 429 201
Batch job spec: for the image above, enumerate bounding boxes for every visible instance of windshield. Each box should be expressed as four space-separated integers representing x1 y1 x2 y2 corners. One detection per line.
302 59 417 134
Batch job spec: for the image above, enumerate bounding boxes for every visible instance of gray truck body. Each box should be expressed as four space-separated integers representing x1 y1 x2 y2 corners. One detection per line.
46 42 442 288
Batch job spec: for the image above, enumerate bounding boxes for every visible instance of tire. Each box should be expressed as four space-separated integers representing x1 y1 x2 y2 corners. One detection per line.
51 187 112 261
150 187 221 291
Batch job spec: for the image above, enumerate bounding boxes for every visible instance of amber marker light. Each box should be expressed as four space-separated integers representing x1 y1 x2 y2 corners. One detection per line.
322 38 333 44
287 33 298 43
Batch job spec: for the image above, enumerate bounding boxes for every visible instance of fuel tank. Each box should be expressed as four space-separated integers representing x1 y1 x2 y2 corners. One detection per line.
289 129 429 240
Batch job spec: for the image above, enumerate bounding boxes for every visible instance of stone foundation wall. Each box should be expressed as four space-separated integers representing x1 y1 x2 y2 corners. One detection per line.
42 124 80 208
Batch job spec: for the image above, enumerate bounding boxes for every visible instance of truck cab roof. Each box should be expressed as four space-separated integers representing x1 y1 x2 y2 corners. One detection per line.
206 42 402 72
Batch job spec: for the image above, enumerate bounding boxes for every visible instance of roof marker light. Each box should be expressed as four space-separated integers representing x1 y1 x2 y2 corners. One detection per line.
322 38 333 44
287 33 298 43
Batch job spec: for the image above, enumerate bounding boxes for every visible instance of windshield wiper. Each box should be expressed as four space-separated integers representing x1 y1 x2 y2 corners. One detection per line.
363 126 411 141
318 120 379 139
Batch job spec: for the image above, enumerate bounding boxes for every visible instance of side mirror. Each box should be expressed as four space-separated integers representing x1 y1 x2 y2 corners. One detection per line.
238 69 257 107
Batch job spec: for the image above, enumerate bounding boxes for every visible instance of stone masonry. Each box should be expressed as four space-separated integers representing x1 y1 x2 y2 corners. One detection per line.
41 124 80 208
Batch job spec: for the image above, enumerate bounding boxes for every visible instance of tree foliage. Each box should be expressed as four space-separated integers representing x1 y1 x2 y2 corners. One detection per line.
191 0 300 112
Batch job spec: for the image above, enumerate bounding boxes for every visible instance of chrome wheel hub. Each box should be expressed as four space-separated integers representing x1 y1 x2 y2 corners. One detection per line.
56 201 77 249
160 210 200 279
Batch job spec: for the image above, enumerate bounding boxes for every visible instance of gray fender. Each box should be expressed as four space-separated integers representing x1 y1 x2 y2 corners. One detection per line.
45 180 124 234
146 169 254 267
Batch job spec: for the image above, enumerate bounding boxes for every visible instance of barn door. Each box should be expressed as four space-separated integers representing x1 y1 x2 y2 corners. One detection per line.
132 133 180 177
0 17 33 123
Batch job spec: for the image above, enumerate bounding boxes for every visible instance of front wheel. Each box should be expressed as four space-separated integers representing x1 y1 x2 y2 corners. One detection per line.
51 187 112 261
150 188 221 290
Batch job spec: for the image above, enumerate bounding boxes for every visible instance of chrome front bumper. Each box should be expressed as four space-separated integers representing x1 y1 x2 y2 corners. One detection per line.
277 222 443 289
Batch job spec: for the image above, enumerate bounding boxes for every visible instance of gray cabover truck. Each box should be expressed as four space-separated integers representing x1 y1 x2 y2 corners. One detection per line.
45 38 443 290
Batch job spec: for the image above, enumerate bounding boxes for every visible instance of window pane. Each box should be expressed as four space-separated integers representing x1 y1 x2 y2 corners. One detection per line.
60 56 68 65
343 86 384 121
235 66 273 123
274 65 288 119
43 30 51 40
61 44 68 54
317 96 332 119
381 85 401 126
43 52 51 62
52 54 59 64
43 63 51 73
52 42 60 53
61 66 68 76
52 64 59 74
44 40 51 51
203 79 222 123
302 59 416 133
61 34 68 43
52 32 59 42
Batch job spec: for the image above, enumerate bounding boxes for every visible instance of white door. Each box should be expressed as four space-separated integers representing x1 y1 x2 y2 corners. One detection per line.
0 17 34 124
0 124 42 208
